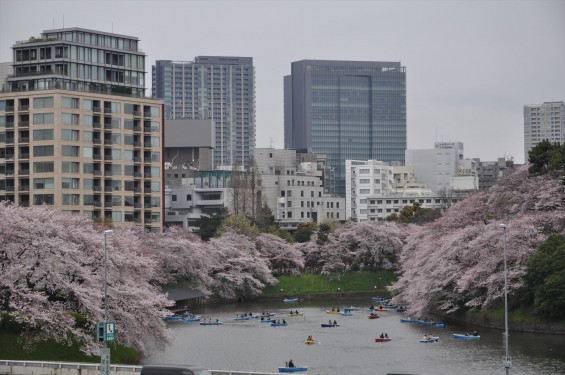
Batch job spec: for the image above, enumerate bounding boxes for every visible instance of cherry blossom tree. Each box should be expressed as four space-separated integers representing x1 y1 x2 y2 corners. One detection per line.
206 230 277 299
256 233 304 275
0 204 172 356
390 166 565 318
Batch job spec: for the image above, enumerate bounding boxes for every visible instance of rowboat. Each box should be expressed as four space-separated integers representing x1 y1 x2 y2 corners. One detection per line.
375 338 392 343
400 318 419 323
288 313 304 317
180 317 200 322
234 316 251 321
383 305 398 309
326 310 341 314
435 323 446 328
453 333 480 339
271 323 288 327
419 336 439 343
278 366 308 373
372 297 387 301
283 298 300 303
368 315 379 319
260 319 276 323
321 323 339 327
260 313 275 318
416 320 435 326
200 321 222 326
304 340 315 345
340 312 352 317
396 307 407 312
164 315 182 321
344 306 361 311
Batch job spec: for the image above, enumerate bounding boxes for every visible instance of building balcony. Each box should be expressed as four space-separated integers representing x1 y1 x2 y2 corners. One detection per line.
18 169 30 175
19 105 29 112
18 121 29 127
18 137 30 144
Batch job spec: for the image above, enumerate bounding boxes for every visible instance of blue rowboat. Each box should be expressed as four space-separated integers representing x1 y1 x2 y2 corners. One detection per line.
419 336 439 343
396 307 407 312
321 323 339 327
234 316 251 321
278 366 308 373
383 305 398 309
417 320 435 326
435 323 446 328
400 318 419 323
199 321 222 326
260 319 276 323
340 312 352 317
283 298 300 303
271 323 288 327
453 333 480 339
180 317 200 322
260 313 275 318
344 306 360 312
164 316 182 321
372 297 387 301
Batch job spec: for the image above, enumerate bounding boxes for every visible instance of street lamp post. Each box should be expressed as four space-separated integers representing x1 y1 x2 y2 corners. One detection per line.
499 224 511 374
101 229 113 375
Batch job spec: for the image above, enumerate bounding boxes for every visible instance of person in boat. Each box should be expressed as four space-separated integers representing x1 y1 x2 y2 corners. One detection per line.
380 333 384 338
307 335 313 341
290 310 294 314
283 319 287 324
288 359 295 368
385 333 389 339
260 317 264 321
331 307 335 312
333 320 337 325
369 304 375 310
337 308 340 312
473 330 478 336
277 319 281 324
328 319 332 324
295 309 299 314
215 319 219 323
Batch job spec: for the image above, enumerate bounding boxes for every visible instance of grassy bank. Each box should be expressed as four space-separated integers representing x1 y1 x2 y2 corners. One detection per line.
262 271 397 295
0 332 140 363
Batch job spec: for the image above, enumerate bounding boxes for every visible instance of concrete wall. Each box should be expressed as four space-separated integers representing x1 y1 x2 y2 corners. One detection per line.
0 361 277 375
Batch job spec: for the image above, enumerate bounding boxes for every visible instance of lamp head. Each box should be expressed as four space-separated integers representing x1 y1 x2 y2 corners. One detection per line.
499 224 507 229
104 230 114 234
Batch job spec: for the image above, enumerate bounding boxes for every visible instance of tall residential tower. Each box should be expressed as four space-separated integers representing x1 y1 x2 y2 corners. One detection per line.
152 57 256 169
0 28 164 232
284 59 406 196
524 101 565 162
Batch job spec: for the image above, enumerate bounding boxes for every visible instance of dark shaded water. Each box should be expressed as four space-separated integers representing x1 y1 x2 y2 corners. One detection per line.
145 300 565 375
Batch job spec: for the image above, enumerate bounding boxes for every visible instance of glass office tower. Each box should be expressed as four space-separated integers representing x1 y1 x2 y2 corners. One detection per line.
284 60 406 197
152 57 256 169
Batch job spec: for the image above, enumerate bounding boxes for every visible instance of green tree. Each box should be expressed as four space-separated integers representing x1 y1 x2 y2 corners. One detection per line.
293 222 317 243
218 214 261 238
525 234 565 318
528 139 564 176
194 208 228 241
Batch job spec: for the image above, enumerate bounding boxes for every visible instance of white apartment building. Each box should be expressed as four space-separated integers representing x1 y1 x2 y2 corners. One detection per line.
405 141 478 194
524 101 565 162
254 148 345 231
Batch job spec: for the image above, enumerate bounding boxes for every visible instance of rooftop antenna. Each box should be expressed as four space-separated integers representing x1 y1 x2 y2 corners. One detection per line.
270 137 274 149
112 22 114 33
62 14 64 28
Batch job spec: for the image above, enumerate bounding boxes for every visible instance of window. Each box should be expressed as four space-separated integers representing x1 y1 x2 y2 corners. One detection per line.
83 131 93 142
83 147 93 158
33 161 54 173
61 161 80 173
112 211 122 222
34 194 54 205
61 97 79 109
172 195 177 202
62 113 79 125
33 97 54 108
83 179 94 190
61 129 80 141
33 145 54 157
83 99 93 111
360 178 370 184
186 194 192 200
33 129 53 141
33 113 54 124
374 179 380 184
62 194 80 205
33 178 54 189
360 189 370 194
62 145 80 157
151 181 160 192
62 178 80 189
359 168 370 174
83 115 93 126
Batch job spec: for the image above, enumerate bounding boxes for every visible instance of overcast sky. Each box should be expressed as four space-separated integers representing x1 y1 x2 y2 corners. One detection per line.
1 0 564 164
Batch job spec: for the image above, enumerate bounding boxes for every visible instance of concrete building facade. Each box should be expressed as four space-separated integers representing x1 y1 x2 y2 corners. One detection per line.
523 101 565 162
284 59 406 197
0 28 164 232
254 148 345 231
405 141 478 194
152 57 256 169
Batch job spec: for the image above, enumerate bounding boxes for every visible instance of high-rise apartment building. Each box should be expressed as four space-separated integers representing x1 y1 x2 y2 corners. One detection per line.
284 59 406 197
0 28 164 232
524 101 565 162
152 57 256 169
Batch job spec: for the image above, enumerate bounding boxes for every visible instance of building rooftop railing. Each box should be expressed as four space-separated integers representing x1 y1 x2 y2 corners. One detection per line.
0 85 160 101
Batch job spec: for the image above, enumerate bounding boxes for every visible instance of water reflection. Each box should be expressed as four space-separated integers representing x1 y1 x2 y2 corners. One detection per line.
145 300 565 375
